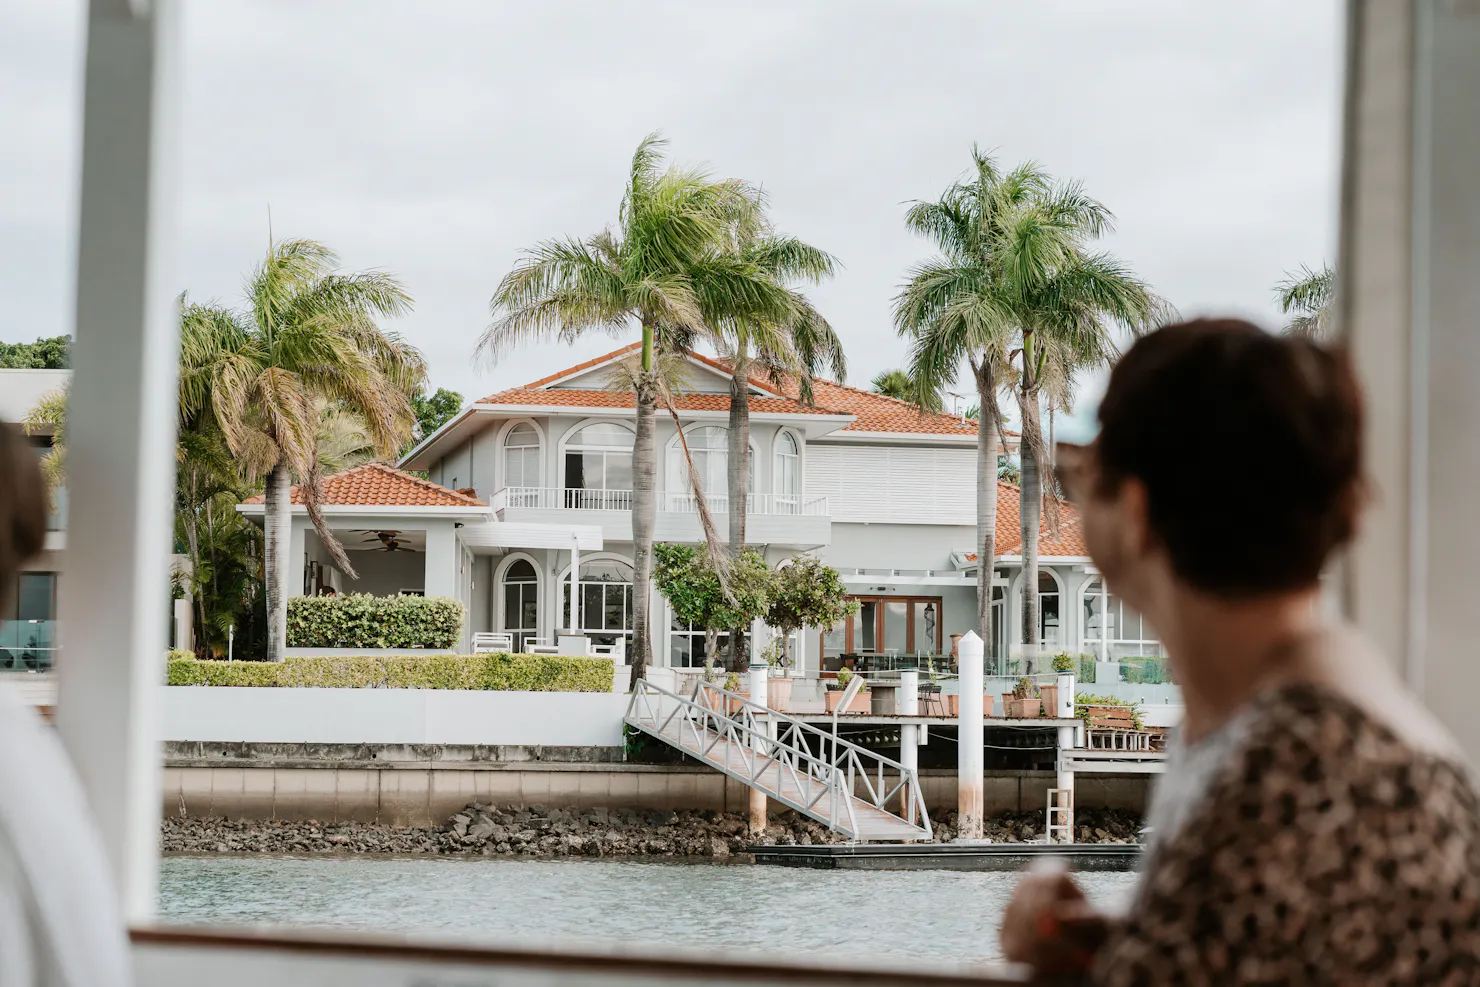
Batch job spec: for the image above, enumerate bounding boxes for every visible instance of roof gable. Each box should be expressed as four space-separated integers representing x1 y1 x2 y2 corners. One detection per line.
241 462 484 508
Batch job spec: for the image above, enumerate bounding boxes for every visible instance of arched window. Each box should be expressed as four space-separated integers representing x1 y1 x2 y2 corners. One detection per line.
665 426 753 510
502 423 541 505
562 558 634 649
563 423 634 509
1082 577 1163 660
774 430 800 512
1024 570 1061 649
500 558 539 652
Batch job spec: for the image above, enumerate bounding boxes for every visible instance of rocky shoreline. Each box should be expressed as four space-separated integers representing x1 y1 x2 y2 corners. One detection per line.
162 804 1143 858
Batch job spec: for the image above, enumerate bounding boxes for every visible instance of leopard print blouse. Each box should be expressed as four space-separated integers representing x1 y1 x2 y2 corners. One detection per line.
1093 684 1480 986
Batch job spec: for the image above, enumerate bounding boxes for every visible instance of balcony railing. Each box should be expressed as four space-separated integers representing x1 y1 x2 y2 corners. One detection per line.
493 487 828 517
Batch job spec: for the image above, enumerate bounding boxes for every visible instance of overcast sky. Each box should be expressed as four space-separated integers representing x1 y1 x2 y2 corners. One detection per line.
3 1 1342 426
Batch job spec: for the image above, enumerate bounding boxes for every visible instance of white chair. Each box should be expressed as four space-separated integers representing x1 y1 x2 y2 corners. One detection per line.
471 632 513 654
524 637 560 656
590 638 625 660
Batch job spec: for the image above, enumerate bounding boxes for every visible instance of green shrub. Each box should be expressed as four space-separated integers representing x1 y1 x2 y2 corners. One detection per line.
166 653 613 692
286 594 464 649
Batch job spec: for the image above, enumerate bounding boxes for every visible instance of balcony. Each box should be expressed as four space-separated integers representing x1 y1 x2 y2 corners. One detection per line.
490 488 831 549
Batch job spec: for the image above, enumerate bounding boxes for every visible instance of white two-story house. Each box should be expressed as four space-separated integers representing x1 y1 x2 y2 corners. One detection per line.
244 344 1165 670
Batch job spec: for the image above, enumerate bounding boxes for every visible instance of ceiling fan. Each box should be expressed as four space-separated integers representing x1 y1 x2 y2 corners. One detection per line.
358 530 404 552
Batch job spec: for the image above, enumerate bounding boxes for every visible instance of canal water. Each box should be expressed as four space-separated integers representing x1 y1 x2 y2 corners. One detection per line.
159 856 1139 965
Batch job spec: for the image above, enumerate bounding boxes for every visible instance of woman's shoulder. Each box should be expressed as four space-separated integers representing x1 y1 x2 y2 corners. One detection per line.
1238 681 1476 808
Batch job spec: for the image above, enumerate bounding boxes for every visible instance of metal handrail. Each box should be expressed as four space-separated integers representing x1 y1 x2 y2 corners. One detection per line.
624 678 931 841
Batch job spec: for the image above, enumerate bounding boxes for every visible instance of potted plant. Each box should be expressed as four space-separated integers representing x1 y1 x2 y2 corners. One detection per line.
723 671 750 715
1007 676 1041 718
759 639 792 712
825 667 871 714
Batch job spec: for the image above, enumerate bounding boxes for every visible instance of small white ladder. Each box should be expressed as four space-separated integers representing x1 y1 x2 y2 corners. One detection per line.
1046 787 1074 844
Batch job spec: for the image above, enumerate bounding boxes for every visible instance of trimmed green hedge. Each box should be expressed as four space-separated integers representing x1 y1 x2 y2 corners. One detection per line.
166 653 613 692
286 594 464 649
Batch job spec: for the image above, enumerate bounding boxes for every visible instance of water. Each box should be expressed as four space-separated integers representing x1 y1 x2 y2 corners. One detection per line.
159 856 1138 965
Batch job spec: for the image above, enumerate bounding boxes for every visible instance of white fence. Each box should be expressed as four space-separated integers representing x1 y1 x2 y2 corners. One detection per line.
493 487 828 517
159 687 628 746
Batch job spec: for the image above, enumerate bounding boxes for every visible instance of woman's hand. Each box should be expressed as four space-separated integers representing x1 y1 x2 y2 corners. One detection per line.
1000 867 1112 974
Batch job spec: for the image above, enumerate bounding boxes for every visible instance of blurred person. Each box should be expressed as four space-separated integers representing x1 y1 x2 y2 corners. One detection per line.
1001 319 1480 984
0 423 130 985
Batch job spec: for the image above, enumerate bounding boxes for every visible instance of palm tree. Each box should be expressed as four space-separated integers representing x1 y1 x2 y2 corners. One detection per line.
480 133 791 686
872 369 944 411
897 149 1159 655
710 230 842 670
1276 264 1334 338
179 239 423 662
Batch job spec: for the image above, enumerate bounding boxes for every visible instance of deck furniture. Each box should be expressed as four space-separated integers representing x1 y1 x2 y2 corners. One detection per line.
470 632 514 653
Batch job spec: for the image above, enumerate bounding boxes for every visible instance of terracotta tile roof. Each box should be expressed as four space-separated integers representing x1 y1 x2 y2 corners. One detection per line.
475 385 836 417
241 462 485 508
960 481 1089 559
479 345 1014 437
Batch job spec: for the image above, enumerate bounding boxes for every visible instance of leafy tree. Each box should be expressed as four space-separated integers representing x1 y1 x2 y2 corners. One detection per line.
408 386 463 452
897 148 1160 651
1276 264 1334 339
652 543 773 673
0 334 71 369
765 555 858 669
179 239 425 661
872 369 943 412
481 133 796 687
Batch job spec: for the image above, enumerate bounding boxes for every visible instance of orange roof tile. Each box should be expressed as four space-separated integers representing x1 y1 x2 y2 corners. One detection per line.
476 385 838 417
479 345 1014 437
242 462 485 508
961 481 1089 559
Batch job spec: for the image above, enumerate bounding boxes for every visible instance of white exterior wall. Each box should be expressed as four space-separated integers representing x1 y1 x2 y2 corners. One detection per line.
807 440 976 525
160 687 626 746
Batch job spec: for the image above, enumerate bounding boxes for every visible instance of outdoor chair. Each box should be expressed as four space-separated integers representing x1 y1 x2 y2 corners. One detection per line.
471 632 514 654
590 639 625 660
918 681 945 716
524 637 560 656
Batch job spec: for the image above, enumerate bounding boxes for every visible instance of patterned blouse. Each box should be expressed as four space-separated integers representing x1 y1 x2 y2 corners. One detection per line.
1093 683 1480 986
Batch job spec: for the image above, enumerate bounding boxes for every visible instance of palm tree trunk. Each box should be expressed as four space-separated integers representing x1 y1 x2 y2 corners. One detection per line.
628 326 659 690
726 348 751 672
1019 381 1043 657
264 460 291 662
973 360 999 673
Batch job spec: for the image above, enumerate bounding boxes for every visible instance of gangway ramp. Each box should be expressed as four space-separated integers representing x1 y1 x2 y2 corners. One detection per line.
625 679 932 842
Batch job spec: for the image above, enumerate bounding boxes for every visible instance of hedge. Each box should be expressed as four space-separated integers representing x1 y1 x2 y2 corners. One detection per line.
286 594 464 649
166 653 613 692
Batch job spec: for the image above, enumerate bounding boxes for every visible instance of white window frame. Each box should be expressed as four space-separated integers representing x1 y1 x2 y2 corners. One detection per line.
558 418 636 507
494 552 543 647
773 428 803 513
1011 567 1066 651
1078 575 1164 660
664 424 758 509
497 418 545 493
557 553 636 648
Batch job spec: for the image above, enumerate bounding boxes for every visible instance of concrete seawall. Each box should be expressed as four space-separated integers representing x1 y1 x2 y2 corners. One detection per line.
163 742 1150 828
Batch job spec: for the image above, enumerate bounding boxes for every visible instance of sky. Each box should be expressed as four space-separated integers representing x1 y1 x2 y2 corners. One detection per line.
2 1 1342 431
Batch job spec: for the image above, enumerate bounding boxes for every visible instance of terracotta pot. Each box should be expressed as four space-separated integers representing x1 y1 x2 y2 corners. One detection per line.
1001 693 1014 716
1039 685 1059 717
767 676 793 712
726 690 750 715
945 694 960 717
1007 697 1042 718
826 689 872 714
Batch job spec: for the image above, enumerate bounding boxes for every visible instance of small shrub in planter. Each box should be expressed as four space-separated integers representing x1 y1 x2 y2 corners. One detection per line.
287 594 464 650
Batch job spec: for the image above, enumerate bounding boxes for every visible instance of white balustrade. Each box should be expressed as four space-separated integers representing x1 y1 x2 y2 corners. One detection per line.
495 488 828 517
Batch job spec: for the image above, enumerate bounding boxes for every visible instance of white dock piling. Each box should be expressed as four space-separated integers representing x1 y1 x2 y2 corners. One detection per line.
957 631 985 839
748 661 769 835
899 669 919 821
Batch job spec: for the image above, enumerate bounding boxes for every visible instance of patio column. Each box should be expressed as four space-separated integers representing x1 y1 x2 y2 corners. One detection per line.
570 539 580 633
748 661 769 835
423 522 458 599
56 0 182 922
